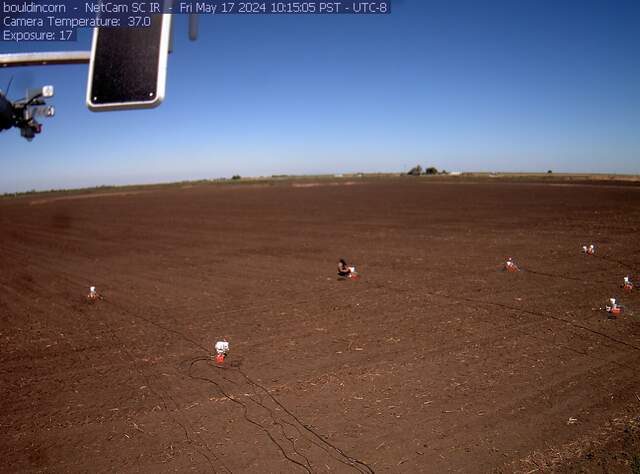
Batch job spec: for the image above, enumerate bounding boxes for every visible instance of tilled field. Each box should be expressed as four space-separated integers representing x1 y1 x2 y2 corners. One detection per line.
1 178 639 473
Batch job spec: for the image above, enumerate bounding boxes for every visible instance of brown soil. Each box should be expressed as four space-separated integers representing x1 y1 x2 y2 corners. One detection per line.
1 178 639 473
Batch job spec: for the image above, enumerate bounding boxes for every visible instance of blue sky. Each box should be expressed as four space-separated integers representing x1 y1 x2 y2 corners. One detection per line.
1 0 639 192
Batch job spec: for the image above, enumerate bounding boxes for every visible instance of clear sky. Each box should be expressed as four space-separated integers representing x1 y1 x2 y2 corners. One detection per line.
1 0 639 193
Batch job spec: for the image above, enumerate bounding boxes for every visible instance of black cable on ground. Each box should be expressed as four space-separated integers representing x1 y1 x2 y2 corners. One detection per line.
442 293 640 353
521 267 607 285
104 288 378 473
235 367 375 474
186 357 314 473
95 313 226 473
595 254 639 274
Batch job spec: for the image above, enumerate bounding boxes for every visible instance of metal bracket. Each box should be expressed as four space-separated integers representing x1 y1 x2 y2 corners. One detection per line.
0 51 91 68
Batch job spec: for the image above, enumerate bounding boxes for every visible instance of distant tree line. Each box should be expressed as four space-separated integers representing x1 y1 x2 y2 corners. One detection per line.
407 165 448 176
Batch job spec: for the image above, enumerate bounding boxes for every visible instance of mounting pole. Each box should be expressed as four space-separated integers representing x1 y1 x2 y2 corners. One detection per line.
189 14 198 41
